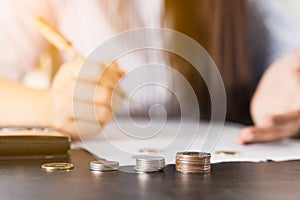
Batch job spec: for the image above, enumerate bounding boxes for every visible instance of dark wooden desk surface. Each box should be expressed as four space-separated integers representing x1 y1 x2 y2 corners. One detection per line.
0 149 299 200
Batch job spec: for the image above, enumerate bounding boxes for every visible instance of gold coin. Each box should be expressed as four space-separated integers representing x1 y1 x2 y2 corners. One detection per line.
215 151 240 156
41 162 74 171
139 149 162 154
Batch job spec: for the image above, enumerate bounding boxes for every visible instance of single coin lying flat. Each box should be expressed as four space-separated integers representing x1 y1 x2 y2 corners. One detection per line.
41 162 74 171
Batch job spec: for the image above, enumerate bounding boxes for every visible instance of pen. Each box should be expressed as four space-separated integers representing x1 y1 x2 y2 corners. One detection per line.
34 17 139 109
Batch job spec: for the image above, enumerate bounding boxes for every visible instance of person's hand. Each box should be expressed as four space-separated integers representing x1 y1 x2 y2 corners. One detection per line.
50 57 124 139
238 111 300 144
238 50 300 144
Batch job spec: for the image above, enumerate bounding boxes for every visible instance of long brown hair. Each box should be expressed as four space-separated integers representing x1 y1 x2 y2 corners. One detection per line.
100 0 252 123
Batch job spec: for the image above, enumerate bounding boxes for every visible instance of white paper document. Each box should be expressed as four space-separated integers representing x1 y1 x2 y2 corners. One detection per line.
82 119 300 166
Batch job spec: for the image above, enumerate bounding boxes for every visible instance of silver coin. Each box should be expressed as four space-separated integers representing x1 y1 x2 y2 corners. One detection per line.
176 152 211 159
135 156 165 161
135 156 165 172
90 160 119 172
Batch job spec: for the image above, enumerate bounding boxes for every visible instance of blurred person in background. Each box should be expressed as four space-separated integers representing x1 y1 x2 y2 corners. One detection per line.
0 0 298 143
236 0 300 144
0 0 124 139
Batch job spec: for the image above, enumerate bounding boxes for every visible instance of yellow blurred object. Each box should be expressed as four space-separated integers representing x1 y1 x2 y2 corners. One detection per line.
21 48 60 89
34 17 82 60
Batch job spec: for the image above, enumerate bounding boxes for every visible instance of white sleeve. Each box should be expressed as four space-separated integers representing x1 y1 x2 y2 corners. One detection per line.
0 0 54 81
53 0 115 58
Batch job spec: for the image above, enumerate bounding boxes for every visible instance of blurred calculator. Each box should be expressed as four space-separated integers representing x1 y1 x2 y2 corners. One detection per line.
0 127 71 160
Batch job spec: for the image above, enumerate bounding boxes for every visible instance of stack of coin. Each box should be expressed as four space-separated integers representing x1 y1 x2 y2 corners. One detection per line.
89 160 119 172
176 152 211 173
135 156 165 173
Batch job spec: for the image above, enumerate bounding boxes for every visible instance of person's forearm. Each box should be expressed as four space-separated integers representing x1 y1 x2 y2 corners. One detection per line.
0 78 54 127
